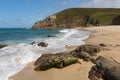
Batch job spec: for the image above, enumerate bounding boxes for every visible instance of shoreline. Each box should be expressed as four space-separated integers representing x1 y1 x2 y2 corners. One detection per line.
9 26 120 80
0 28 89 80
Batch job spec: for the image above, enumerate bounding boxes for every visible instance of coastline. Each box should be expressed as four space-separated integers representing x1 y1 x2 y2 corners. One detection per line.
9 46 93 80
9 26 120 80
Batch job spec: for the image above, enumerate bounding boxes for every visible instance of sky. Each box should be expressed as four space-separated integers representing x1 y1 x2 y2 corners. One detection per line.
0 0 120 28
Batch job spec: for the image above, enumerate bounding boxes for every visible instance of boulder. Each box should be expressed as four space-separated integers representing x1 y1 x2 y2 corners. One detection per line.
0 44 7 49
89 56 120 80
68 44 100 62
38 42 48 47
34 52 78 71
74 44 100 56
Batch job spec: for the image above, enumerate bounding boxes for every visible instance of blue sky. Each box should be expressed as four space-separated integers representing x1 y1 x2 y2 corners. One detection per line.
0 0 120 28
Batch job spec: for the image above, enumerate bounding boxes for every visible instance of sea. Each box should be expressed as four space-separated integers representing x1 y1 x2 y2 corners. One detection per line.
0 28 91 80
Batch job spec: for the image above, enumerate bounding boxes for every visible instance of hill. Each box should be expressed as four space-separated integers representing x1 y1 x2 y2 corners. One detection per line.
32 8 120 29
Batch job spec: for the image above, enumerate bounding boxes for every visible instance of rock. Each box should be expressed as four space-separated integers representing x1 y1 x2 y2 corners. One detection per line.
116 45 120 47
69 44 100 62
89 56 120 80
74 44 100 56
0 44 7 49
47 35 56 37
38 42 48 47
70 51 93 61
89 66 103 80
99 43 106 47
30 42 36 45
34 52 77 71
77 52 94 61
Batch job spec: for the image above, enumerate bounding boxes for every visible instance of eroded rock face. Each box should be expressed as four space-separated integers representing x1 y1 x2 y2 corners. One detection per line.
89 56 120 80
34 52 78 71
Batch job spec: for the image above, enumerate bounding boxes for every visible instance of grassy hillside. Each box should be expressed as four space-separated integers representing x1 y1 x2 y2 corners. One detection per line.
32 8 120 29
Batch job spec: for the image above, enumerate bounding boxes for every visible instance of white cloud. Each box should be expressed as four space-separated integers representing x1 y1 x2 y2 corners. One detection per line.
81 0 120 8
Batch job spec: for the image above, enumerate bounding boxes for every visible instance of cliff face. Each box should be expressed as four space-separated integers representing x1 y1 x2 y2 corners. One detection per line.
32 8 120 29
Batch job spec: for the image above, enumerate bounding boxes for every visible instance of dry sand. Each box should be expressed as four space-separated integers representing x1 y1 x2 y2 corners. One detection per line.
9 26 120 80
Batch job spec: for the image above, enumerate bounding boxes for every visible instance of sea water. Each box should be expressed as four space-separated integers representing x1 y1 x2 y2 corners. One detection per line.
0 28 91 80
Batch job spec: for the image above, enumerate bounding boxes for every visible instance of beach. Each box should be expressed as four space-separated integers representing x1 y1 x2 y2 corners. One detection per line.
9 26 120 80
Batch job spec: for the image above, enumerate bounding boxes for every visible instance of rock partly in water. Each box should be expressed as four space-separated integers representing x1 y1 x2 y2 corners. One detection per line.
34 52 78 71
89 56 120 80
0 44 7 49
47 35 56 37
30 42 36 45
74 44 100 56
38 42 48 47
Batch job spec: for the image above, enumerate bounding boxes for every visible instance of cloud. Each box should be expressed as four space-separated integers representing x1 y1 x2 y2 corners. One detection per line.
81 0 120 8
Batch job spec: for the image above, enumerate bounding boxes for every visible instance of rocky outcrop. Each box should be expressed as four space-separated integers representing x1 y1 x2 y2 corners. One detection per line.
34 44 100 71
73 44 100 56
69 44 100 62
32 8 120 29
32 15 57 29
89 56 120 80
34 52 78 71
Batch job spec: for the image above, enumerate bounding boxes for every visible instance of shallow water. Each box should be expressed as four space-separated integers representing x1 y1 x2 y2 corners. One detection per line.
0 28 91 80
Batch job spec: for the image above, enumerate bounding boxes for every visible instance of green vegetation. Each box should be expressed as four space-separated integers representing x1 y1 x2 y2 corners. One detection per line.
55 8 120 26
32 8 120 29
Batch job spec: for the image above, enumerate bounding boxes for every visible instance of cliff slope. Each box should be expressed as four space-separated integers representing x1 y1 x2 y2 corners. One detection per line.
32 8 120 29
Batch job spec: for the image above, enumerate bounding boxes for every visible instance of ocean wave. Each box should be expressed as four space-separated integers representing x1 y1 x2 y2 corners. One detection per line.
0 29 91 80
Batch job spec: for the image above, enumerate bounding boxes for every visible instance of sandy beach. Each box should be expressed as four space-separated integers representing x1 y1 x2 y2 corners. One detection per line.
9 26 120 80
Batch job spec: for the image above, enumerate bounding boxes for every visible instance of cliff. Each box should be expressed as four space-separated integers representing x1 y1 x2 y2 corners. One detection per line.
32 8 120 29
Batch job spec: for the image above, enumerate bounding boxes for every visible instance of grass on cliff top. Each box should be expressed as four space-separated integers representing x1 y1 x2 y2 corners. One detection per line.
56 8 120 16
54 8 120 25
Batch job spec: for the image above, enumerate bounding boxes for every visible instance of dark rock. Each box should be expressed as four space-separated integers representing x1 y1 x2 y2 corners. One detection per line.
116 45 120 47
30 42 36 45
69 44 100 62
38 42 48 47
111 16 120 25
47 35 56 37
74 44 100 56
0 44 7 49
99 43 106 47
34 52 77 71
89 66 104 80
89 56 120 80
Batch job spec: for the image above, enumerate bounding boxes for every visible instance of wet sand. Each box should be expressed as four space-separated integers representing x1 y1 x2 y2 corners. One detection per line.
9 26 120 80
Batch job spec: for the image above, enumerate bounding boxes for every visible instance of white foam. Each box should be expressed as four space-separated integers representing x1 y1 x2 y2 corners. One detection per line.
0 29 91 80
59 29 70 33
